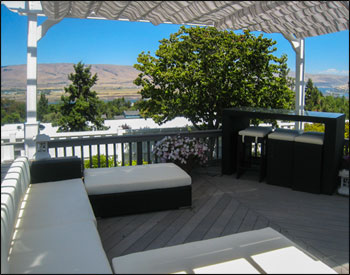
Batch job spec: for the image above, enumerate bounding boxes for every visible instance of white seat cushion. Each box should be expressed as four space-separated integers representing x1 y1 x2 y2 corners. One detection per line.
294 132 324 145
112 227 336 274
15 178 97 230
8 220 113 274
268 129 302 141
84 163 191 196
239 127 273 143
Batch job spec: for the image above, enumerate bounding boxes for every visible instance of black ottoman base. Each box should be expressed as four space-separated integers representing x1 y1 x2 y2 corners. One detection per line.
88 185 192 218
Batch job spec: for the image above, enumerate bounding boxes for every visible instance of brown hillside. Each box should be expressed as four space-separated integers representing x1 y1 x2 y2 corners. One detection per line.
1 63 140 90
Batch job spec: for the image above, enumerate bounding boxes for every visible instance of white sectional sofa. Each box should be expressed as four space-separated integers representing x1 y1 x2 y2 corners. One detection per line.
1 156 337 274
1 156 192 274
1 157 113 274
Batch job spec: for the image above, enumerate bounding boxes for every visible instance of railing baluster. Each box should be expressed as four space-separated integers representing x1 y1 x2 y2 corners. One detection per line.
113 143 117 167
72 146 75 156
89 145 92 168
97 145 101 168
63 146 67 157
147 141 151 164
80 145 84 169
122 143 125 166
129 142 132 166
55 147 58 157
137 141 142 165
154 141 158 163
106 144 109 167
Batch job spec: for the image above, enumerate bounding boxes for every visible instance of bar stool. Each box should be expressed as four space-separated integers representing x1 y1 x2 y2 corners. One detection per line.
266 128 302 187
292 131 324 194
236 126 272 182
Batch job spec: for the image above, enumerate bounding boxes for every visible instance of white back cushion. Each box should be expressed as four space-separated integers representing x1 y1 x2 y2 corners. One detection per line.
1 157 31 274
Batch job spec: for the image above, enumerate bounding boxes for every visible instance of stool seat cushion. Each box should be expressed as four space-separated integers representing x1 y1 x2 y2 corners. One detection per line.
239 126 272 143
84 163 191 195
238 126 273 138
268 129 302 141
294 131 324 145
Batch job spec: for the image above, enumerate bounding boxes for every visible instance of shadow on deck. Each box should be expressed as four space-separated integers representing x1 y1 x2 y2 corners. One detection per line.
97 165 349 274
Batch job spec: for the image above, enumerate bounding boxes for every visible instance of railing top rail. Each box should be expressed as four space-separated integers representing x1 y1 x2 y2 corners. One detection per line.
47 129 222 148
1 141 25 146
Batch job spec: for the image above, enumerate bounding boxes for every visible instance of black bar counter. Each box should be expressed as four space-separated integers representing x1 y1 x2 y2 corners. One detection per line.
222 107 345 195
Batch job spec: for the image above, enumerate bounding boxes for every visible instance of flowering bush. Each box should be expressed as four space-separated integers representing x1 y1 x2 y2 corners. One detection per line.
153 136 209 169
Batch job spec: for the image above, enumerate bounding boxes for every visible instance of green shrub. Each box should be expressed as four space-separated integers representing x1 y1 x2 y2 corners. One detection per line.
84 155 148 168
304 123 325 133
84 154 115 168
304 121 349 139
116 160 148 166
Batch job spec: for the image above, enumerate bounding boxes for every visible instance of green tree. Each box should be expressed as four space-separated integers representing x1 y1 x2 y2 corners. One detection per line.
304 78 323 111
319 95 349 119
37 93 49 121
1 98 25 125
101 97 133 119
43 103 63 126
134 26 294 130
57 62 108 132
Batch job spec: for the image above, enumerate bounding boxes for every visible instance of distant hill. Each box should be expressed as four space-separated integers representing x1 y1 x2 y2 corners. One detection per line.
1 63 140 90
1 63 348 101
288 71 348 89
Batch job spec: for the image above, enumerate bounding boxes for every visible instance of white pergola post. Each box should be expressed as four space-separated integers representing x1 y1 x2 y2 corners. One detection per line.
24 9 62 160
24 13 39 160
283 34 306 130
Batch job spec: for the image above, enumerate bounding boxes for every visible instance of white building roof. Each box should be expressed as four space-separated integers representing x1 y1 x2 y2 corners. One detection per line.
1 117 194 140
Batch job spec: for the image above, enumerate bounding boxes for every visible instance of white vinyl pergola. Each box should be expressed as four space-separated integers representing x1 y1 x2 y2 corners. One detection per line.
2 1 349 159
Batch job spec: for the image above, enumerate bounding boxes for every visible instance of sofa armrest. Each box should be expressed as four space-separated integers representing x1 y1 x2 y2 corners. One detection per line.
30 156 83 184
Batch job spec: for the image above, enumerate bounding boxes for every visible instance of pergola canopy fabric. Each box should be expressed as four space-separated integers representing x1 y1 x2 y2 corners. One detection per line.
8 1 350 38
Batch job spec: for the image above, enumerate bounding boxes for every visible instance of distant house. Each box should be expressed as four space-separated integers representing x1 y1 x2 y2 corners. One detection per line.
123 110 141 119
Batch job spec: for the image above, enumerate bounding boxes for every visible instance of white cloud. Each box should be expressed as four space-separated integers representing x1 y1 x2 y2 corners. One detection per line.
318 68 349 75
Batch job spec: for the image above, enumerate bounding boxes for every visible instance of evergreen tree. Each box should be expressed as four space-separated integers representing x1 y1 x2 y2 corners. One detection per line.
57 62 108 132
304 78 323 111
37 93 49 121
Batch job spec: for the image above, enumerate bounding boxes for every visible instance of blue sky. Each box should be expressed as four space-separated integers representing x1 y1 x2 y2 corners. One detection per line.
1 4 349 75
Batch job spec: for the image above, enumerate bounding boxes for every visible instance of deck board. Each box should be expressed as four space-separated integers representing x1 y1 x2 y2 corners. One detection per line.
97 166 349 274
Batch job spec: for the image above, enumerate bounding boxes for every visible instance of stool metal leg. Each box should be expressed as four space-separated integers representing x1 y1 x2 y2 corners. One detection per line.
259 138 267 182
236 136 242 179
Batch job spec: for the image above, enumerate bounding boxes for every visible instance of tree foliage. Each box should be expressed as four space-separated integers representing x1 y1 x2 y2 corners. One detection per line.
305 78 323 111
304 121 349 139
100 97 133 119
134 26 294 129
57 62 108 132
304 78 349 119
37 93 49 121
1 98 25 125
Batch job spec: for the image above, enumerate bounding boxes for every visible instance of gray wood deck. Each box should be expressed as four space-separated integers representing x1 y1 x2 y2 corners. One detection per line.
97 165 349 274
